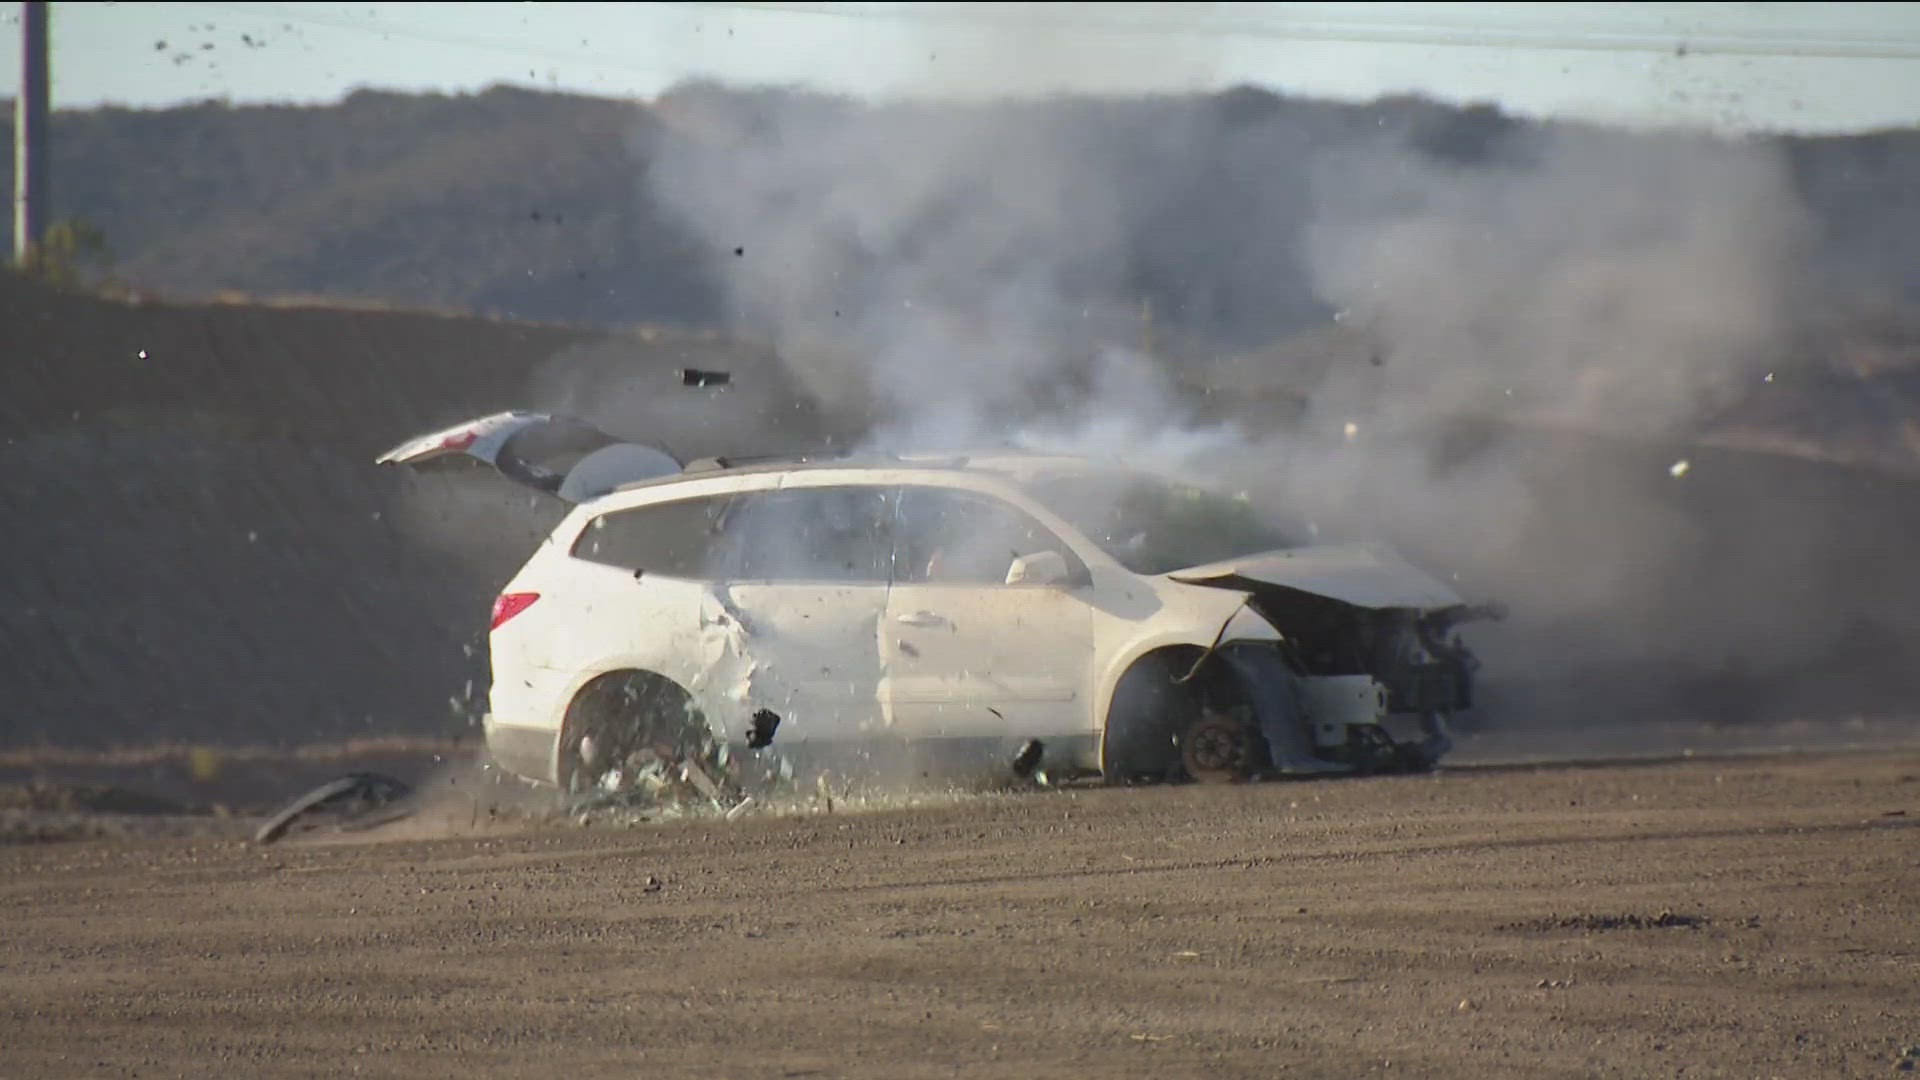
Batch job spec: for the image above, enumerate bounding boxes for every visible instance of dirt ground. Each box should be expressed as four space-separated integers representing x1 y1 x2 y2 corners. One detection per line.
2 751 1917 1079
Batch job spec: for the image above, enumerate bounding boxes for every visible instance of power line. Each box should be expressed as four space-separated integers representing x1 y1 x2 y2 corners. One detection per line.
668 1 1920 61
180 1 679 80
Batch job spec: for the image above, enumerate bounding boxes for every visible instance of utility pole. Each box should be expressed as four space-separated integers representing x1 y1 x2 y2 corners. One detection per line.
13 0 49 265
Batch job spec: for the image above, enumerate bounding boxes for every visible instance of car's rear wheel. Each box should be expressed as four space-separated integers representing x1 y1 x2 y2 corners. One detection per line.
558 671 708 794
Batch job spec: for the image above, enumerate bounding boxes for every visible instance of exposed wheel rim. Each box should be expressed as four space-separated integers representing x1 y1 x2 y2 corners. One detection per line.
1181 715 1251 783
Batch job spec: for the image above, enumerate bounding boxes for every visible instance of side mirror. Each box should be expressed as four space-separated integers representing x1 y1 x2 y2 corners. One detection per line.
1005 550 1073 588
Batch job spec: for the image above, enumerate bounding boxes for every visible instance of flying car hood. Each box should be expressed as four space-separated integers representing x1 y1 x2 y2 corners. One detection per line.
1167 544 1463 611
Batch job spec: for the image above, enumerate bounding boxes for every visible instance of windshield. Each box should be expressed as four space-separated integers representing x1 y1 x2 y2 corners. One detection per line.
1020 469 1305 576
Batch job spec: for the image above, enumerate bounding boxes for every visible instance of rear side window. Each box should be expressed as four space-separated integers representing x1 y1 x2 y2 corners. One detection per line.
892 486 1084 585
718 486 895 583
571 495 730 578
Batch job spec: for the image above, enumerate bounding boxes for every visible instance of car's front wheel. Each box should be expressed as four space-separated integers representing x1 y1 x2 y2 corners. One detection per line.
1102 651 1204 784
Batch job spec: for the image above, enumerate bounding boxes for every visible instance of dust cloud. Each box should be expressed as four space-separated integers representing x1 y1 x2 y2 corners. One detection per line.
634 78 1919 731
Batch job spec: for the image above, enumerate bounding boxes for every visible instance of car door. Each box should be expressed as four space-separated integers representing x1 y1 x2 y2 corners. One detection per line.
884 484 1094 740
707 482 896 748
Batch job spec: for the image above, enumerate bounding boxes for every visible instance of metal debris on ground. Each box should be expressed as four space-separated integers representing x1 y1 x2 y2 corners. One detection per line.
565 735 758 825
254 772 413 845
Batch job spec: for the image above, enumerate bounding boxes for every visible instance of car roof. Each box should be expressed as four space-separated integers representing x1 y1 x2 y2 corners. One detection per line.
608 449 1103 496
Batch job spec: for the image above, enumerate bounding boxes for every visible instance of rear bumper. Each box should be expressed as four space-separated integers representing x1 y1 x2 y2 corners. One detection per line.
482 714 560 785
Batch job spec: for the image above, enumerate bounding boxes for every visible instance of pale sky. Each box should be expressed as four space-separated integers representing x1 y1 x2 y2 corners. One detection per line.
8 2 1920 132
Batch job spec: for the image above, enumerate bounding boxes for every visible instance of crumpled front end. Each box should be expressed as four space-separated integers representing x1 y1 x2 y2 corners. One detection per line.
1163 545 1502 778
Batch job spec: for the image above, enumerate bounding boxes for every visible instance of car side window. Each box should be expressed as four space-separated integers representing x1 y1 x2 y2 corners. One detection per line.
892 486 1083 586
718 486 895 583
571 495 730 578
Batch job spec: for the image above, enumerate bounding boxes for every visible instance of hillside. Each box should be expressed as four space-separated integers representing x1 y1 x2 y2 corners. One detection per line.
4 85 1920 338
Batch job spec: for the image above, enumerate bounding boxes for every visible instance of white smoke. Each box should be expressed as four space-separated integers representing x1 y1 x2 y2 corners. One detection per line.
633 82 1911 728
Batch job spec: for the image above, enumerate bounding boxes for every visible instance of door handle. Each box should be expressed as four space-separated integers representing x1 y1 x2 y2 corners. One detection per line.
895 611 949 628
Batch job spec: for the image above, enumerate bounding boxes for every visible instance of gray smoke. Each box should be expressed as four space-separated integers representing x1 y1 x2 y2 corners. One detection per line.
1301 128 1807 438
636 81 1915 728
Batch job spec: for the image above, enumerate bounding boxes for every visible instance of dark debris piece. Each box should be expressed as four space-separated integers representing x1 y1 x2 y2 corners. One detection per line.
1505 910 1709 933
747 708 781 749
1011 738 1045 779
253 772 413 845
680 367 732 388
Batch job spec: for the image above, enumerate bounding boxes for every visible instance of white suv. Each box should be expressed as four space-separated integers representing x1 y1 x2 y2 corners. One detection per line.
382 413 1496 791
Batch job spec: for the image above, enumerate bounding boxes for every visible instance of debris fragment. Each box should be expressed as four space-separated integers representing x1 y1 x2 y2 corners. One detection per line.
254 773 412 845
746 708 781 749
1011 738 1044 779
1505 910 1708 932
1343 421 1359 442
1669 459 1691 478
680 367 732 388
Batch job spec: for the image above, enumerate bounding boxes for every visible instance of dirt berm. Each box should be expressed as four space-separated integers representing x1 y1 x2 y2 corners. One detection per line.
1 274 842 749
5 273 1920 751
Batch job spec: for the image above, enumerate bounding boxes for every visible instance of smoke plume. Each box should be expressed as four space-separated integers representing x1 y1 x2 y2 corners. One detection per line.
634 81 1917 728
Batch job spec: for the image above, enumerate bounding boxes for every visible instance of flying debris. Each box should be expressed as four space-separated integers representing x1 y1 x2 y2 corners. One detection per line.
1011 738 1045 778
747 708 781 749
681 368 733 388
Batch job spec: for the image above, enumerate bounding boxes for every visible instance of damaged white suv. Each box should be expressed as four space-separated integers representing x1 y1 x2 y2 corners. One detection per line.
382 412 1498 791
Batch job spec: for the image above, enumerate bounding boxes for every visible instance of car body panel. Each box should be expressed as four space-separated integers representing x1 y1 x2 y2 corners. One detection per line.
1168 545 1463 611
380 415 1488 786
884 581 1094 737
377 411 681 501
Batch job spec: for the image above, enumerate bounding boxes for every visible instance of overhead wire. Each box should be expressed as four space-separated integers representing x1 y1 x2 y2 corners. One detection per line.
174 1 1920 68
664 1 1920 61
179 1 680 78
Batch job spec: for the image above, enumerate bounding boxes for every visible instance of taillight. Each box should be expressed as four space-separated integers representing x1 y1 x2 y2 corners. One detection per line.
491 592 539 630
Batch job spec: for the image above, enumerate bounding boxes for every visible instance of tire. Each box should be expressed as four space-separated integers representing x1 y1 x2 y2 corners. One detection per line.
1102 653 1199 784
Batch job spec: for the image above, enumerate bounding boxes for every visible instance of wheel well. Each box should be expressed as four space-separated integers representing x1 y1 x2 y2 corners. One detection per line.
557 669 707 791
1101 646 1251 781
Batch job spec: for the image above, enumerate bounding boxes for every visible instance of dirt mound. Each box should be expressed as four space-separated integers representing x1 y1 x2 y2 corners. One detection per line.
1 273 836 750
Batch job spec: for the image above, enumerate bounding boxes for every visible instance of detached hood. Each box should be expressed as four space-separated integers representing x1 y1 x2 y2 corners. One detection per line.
1168 544 1463 611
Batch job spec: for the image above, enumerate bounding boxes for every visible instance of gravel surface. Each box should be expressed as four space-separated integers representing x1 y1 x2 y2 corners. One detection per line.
2 751 1916 1078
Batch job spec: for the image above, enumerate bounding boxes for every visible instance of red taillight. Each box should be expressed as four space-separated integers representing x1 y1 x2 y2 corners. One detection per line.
491 592 539 630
